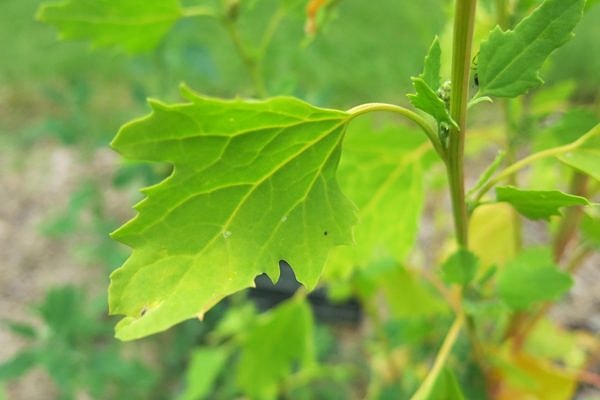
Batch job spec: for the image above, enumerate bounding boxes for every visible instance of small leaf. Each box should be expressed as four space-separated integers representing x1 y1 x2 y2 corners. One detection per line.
0 321 36 339
469 203 518 267
421 36 442 90
178 347 229 400
237 297 314 399
492 350 578 400
477 0 585 98
37 0 183 53
580 211 600 249
496 186 590 220
426 367 465 400
356 260 446 318
0 351 39 380
109 86 357 340
440 248 479 287
497 248 573 310
408 77 458 130
557 127 600 181
407 38 457 129
525 319 586 369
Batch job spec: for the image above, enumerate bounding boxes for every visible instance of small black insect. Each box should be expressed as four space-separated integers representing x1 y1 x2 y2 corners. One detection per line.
471 51 479 68
471 51 480 88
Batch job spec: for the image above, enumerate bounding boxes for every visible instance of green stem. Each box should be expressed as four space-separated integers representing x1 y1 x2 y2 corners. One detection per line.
222 19 267 97
553 172 588 262
502 100 523 250
406 3 480 397
346 102 445 159
471 124 600 204
181 6 215 18
495 0 508 29
447 0 477 248
410 315 464 400
258 6 286 59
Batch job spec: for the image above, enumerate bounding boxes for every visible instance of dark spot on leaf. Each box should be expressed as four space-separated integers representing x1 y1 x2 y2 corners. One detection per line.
323 231 328 236
140 307 147 317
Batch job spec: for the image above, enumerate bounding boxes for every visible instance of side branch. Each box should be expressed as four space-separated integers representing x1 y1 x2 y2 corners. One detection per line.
471 123 600 204
410 315 464 400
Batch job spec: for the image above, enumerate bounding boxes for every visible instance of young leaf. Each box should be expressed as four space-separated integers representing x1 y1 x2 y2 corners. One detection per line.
440 248 479 287
557 130 600 181
178 347 229 400
237 297 314 399
37 0 183 53
581 211 600 249
407 37 458 130
497 248 573 310
469 203 518 267
325 119 434 277
476 0 585 98
421 36 442 90
408 78 458 130
496 186 590 221
109 86 357 340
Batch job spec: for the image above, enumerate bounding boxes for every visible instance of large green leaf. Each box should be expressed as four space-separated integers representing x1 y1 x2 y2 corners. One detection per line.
237 297 314 399
496 186 589 221
477 0 585 98
497 248 573 310
37 0 184 53
109 86 357 340
324 119 433 277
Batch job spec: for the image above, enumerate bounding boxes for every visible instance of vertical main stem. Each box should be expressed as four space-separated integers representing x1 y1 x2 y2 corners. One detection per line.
448 0 477 248
412 3 479 398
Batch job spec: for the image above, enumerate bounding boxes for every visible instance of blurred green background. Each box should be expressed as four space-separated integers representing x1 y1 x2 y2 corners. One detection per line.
0 0 598 398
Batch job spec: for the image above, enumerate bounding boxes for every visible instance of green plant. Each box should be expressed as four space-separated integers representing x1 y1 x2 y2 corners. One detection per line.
35 0 599 398
0 287 157 400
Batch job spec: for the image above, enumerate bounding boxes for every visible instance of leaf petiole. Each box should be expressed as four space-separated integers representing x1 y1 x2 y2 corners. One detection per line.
181 6 215 18
346 102 446 159
467 95 493 110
